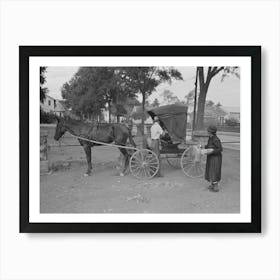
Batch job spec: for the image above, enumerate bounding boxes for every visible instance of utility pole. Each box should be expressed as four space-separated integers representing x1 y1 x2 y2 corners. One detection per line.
192 67 199 137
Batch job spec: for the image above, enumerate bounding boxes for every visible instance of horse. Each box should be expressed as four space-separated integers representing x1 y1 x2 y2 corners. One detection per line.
53 117 136 176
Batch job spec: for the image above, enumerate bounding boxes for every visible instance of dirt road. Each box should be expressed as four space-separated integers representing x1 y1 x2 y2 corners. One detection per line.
40 147 240 214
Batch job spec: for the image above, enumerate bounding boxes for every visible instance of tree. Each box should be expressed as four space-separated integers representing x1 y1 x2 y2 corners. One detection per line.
61 68 106 119
184 89 195 106
61 67 136 121
111 103 127 122
96 67 118 122
121 67 183 137
111 97 139 122
206 100 215 107
145 99 151 107
131 106 150 121
40 67 48 101
196 66 239 130
98 68 138 122
123 97 140 116
151 98 160 107
161 89 181 105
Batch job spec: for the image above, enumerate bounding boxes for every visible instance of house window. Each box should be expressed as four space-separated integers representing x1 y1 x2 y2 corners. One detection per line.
54 100 56 108
48 100 51 106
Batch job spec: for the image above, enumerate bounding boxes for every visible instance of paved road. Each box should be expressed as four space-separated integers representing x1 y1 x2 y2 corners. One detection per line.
219 133 240 151
186 131 240 151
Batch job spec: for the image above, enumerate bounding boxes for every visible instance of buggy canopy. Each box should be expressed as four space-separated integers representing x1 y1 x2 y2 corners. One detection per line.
147 104 188 142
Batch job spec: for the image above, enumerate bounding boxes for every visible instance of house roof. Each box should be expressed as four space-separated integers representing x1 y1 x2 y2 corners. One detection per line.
222 106 240 114
45 94 56 101
53 101 65 112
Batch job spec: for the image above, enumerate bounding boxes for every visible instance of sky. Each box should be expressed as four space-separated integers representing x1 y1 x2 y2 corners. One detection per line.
45 66 240 107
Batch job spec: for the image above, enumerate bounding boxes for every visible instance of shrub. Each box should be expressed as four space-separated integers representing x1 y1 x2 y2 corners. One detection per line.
225 117 239 126
40 109 57 124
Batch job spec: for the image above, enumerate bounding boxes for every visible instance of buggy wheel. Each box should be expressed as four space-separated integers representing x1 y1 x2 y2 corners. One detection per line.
166 156 181 168
130 149 159 179
180 146 206 178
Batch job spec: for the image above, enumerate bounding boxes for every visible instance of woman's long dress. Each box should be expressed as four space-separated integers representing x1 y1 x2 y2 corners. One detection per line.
205 135 223 182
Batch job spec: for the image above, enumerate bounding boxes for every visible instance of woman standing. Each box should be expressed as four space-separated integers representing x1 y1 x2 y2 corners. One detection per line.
205 125 223 192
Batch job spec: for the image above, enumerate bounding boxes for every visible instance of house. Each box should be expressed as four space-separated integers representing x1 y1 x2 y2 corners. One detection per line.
204 105 227 126
40 95 65 117
189 104 228 127
222 106 240 122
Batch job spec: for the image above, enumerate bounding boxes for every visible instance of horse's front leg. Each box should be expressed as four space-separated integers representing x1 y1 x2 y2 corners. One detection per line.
83 144 92 176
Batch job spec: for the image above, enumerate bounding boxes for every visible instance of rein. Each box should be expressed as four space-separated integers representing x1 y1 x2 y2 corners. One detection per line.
66 132 139 151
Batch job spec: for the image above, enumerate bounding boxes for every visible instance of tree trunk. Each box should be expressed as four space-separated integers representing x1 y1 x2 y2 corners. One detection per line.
108 102 111 123
141 92 147 148
195 66 226 130
141 93 145 134
196 68 210 130
192 67 198 134
196 87 207 130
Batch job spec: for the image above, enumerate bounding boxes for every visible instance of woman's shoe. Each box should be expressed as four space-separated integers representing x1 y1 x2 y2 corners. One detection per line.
210 184 219 192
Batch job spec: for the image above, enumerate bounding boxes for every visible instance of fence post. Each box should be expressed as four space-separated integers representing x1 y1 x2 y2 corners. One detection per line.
40 132 49 174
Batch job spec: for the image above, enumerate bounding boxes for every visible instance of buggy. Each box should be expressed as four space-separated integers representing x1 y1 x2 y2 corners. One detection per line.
129 104 206 179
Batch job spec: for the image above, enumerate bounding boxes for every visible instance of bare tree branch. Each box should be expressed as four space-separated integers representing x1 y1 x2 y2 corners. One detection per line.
206 67 216 84
211 67 224 77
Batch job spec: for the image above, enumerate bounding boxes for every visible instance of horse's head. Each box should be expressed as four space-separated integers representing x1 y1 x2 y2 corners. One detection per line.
54 116 67 141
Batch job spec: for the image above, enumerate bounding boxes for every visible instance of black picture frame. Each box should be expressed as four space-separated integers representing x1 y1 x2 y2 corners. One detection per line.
20 46 261 233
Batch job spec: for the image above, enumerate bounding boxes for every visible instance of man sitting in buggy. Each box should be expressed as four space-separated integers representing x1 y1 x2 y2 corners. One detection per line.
160 128 173 145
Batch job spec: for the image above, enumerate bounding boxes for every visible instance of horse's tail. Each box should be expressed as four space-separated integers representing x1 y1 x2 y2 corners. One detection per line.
128 127 136 148
110 125 115 140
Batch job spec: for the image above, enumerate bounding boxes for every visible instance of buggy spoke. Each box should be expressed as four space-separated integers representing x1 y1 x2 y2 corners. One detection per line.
140 167 146 178
131 164 139 168
143 167 150 178
132 156 142 163
148 166 158 171
135 168 143 178
134 167 142 178
148 164 158 169
146 167 157 177
131 165 141 172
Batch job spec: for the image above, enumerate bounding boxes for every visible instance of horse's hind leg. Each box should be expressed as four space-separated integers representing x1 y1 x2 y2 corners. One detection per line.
119 147 129 176
83 144 92 176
